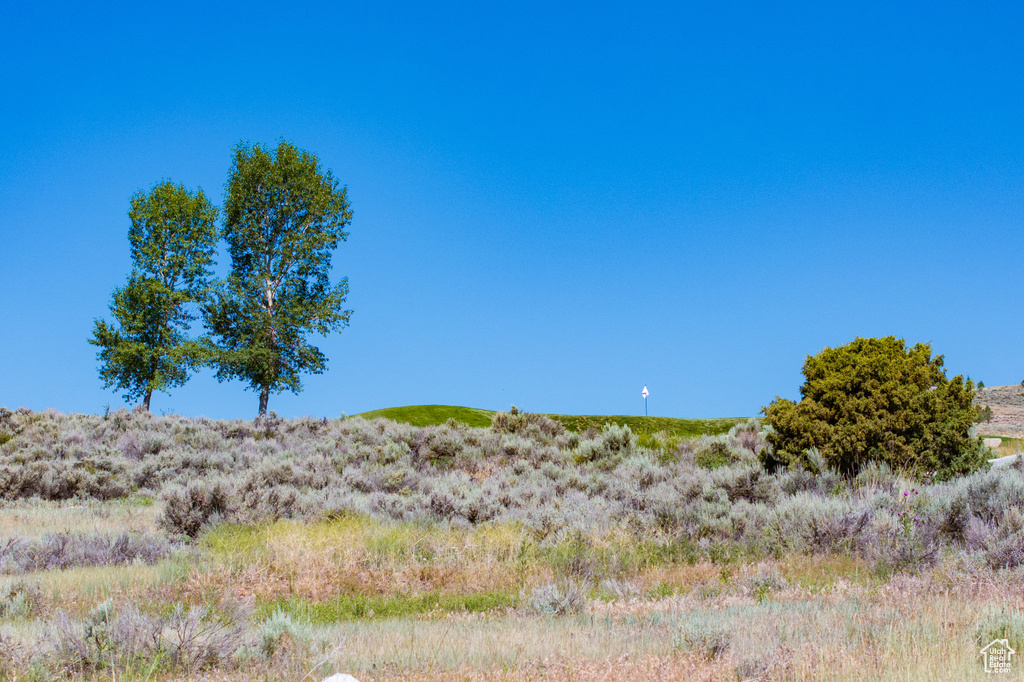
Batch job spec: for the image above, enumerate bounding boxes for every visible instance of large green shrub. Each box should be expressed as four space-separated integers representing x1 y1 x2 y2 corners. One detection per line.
763 337 985 479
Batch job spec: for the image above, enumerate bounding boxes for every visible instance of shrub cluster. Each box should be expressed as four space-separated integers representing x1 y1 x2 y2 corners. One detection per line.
0 594 317 679
0 406 1019 572
0 533 178 574
48 598 250 676
763 337 986 479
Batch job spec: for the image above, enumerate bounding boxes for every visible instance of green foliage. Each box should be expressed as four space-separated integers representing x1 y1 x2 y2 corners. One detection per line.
573 423 637 465
257 608 309 661
694 437 737 469
89 181 218 411
206 140 353 416
763 337 985 479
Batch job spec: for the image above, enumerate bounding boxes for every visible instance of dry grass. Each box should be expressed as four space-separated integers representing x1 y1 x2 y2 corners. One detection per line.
187 519 529 603
172 539 1024 680
0 501 1021 680
0 499 158 539
38 563 179 611
353 654 732 681
185 520 883 610
292 581 1009 681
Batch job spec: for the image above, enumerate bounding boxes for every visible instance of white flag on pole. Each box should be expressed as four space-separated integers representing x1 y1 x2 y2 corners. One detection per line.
641 386 649 399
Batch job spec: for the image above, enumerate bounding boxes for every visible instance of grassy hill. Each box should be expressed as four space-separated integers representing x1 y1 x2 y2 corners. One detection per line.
355 405 497 428
354 404 746 440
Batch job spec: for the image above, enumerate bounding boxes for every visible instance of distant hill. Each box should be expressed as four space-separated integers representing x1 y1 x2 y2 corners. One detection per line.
354 404 745 440
975 385 1024 440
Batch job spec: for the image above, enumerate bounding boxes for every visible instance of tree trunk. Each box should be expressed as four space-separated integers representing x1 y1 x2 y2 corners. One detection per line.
143 390 152 412
258 385 270 417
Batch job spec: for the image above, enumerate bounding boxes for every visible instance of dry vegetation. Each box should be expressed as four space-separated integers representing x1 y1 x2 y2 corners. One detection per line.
0 405 1021 680
976 384 1024 439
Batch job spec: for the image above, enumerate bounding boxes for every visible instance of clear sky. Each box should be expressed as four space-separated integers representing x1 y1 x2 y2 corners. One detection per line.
2 1 1022 420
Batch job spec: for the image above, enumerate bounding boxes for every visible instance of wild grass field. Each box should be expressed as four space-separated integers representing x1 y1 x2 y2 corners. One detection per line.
0 405 1022 680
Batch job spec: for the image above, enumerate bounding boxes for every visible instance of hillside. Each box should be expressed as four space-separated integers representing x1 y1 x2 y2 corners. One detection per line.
355 405 497 428
976 385 1024 439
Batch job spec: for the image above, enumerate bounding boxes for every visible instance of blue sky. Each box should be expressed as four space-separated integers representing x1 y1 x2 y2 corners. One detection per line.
2 1 1022 420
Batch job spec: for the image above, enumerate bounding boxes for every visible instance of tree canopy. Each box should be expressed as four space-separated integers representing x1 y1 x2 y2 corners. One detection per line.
762 336 985 479
90 181 218 410
205 140 353 416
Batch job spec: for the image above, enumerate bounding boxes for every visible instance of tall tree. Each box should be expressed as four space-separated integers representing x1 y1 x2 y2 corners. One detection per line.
90 181 218 410
206 140 353 417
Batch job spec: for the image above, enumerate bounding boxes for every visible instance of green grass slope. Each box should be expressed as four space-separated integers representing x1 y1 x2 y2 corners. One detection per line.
354 405 746 439
355 405 497 428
